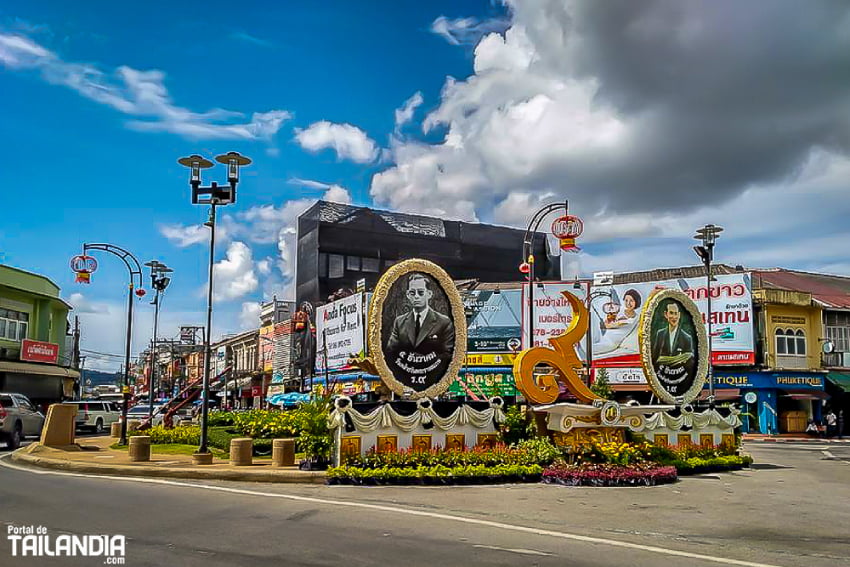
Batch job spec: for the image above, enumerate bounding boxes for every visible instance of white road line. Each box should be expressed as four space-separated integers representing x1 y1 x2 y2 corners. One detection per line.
822 450 835 459
0 455 782 567
473 544 554 556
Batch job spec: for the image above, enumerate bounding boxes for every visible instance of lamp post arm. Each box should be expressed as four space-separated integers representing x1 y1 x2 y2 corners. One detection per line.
83 243 144 288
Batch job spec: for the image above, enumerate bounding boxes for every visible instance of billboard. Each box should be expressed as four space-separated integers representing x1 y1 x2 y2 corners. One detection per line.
462 289 522 353
590 273 754 367
315 293 369 372
521 282 589 350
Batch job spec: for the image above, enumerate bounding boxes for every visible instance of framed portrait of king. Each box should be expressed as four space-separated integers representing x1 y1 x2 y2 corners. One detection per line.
638 289 709 405
368 259 467 398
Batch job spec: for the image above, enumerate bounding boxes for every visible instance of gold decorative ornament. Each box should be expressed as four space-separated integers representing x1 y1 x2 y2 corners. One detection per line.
512 291 602 405
476 433 498 449
445 433 465 451
551 427 625 451
376 435 398 453
638 288 709 405
700 434 714 447
340 436 362 463
412 434 432 452
367 259 468 399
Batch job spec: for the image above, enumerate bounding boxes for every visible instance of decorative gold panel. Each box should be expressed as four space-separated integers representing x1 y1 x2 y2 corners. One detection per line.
721 434 735 448
551 427 626 452
653 434 669 446
678 434 693 446
411 434 432 452
340 436 361 464
700 434 715 447
376 435 398 453
445 433 465 451
476 433 499 449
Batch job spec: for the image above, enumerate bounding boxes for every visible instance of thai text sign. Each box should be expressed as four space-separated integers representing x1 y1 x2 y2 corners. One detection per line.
449 369 518 398
316 293 369 372
521 282 589 350
21 340 59 364
591 273 754 367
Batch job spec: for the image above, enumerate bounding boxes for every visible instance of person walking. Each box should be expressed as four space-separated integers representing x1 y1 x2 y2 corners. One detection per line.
825 409 838 438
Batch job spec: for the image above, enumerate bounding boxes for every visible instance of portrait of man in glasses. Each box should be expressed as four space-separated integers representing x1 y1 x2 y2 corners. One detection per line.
385 272 455 389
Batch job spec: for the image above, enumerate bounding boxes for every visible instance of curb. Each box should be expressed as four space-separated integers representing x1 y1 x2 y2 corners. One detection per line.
10 447 327 484
743 437 850 444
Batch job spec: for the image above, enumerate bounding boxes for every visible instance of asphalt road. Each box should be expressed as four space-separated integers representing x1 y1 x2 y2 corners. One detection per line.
0 442 848 567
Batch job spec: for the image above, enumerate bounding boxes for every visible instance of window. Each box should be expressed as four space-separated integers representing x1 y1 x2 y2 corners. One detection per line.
346 256 361 271
328 254 345 279
361 257 380 273
0 308 29 342
776 328 806 357
826 319 850 353
318 253 328 278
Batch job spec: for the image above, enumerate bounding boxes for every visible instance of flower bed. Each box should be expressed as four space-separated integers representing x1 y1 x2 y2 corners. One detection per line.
543 463 678 487
327 464 543 485
672 454 752 475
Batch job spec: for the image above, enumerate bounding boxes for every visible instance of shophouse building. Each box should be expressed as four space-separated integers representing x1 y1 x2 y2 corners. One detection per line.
0 264 79 406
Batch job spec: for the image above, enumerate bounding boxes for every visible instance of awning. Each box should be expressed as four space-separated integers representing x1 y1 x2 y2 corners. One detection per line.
0 360 80 379
827 372 850 393
221 376 252 392
780 389 830 401
698 388 741 401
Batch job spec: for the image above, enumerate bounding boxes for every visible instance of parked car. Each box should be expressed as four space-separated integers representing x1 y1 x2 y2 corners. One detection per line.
0 393 45 449
66 400 121 433
123 404 168 426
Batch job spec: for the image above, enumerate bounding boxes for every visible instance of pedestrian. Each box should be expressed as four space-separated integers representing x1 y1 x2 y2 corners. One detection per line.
805 420 820 437
825 409 837 438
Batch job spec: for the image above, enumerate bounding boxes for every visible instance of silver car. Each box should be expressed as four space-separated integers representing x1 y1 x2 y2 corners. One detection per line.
0 393 45 449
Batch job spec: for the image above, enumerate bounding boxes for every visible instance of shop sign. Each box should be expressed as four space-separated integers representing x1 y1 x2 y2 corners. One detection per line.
710 372 825 390
21 339 59 364
315 293 370 372
602 367 647 385
251 385 263 397
463 289 522 352
465 353 516 366
591 273 755 367
521 282 589 350
449 370 518 398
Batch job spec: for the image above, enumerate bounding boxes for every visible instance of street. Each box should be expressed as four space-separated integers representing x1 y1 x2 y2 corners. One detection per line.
1 442 848 567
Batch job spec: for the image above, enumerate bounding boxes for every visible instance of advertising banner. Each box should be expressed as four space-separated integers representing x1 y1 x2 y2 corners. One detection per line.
316 293 369 372
463 289 522 353
20 339 59 364
449 369 518 398
521 282 589 350
465 353 516 366
599 367 648 385
590 273 754 367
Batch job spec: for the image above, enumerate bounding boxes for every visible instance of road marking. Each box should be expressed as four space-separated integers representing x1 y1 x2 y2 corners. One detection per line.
822 450 835 459
473 544 554 556
0 455 781 567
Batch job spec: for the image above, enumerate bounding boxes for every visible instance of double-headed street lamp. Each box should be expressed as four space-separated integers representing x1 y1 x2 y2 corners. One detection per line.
694 224 724 406
144 261 172 424
178 152 251 457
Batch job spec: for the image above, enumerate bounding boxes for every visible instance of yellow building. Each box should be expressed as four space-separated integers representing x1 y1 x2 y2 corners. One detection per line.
754 288 822 371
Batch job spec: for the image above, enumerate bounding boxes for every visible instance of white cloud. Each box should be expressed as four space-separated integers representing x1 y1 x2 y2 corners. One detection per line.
67 292 110 314
394 91 424 130
294 121 378 163
212 241 258 301
159 214 238 248
239 301 261 330
430 16 509 47
0 32 291 141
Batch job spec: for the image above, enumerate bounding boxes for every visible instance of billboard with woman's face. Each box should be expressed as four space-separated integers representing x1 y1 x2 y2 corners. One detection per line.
368 259 467 398
639 289 709 404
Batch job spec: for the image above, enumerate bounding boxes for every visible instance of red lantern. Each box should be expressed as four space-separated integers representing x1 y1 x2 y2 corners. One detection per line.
70 255 98 285
135 288 147 298
519 262 530 274
551 215 584 252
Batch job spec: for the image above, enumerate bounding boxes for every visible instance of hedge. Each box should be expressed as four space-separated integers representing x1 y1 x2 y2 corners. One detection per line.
327 464 543 485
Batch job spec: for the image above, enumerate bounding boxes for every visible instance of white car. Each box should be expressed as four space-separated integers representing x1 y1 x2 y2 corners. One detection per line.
124 404 168 426
67 400 121 434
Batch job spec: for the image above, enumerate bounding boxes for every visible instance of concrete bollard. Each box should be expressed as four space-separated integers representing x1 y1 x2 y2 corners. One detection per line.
128 419 142 432
128 436 151 462
229 438 253 466
41 404 77 447
192 452 213 465
110 422 122 438
272 438 296 467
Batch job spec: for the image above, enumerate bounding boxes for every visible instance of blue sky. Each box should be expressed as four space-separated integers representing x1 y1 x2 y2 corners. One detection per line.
2 1 849 370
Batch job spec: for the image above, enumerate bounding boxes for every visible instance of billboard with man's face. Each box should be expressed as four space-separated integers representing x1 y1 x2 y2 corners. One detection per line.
369 259 467 399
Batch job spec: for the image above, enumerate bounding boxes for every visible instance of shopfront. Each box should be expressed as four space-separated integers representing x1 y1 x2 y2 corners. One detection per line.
710 371 827 434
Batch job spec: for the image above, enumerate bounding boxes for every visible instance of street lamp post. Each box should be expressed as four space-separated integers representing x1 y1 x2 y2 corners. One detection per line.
694 224 724 406
179 152 251 455
520 202 568 350
80 244 144 445
144 261 172 424
575 279 612 378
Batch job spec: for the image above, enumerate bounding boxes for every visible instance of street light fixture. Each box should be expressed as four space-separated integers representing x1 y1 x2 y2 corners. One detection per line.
144 260 172 425
179 152 251 457
693 224 724 406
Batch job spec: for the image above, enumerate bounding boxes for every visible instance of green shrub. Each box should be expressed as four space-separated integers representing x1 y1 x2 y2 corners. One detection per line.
326 463 543 484
207 410 235 427
293 397 332 460
232 409 299 439
499 405 536 445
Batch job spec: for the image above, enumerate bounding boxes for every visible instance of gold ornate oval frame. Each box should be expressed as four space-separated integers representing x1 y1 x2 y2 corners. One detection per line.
367 258 467 399
638 288 709 405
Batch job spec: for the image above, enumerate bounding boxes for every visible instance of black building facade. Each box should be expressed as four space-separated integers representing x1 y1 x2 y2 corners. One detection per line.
295 201 560 307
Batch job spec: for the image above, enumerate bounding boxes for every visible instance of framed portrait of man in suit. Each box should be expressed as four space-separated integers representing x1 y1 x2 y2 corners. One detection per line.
369 259 467 398
639 289 709 405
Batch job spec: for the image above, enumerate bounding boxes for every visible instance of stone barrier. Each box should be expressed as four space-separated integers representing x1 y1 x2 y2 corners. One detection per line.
128 436 151 462
272 438 296 467
230 438 253 466
110 422 122 438
192 452 214 465
40 404 77 447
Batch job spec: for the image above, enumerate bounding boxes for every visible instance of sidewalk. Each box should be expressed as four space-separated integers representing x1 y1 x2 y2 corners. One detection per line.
10 436 327 484
743 433 850 443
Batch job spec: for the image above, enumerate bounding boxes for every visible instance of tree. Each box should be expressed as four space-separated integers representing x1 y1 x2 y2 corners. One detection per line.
591 368 614 400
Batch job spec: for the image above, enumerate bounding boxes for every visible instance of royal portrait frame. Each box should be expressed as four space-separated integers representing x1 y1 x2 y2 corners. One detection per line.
638 288 709 405
367 258 467 399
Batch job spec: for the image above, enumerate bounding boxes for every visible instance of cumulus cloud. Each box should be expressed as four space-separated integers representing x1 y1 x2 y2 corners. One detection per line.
394 91 424 130
67 292 110 314
0 31 291 140
159 214 238 248
295 121 378 163
212 241 259 301
239 301 262 330
372 0 850 245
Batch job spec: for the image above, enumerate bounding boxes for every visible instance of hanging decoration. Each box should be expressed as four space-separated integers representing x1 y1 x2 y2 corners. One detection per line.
70 254 98 284
551 214 584 252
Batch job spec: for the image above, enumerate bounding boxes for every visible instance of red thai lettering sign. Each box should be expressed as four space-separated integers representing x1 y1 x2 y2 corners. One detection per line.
21 339 59 364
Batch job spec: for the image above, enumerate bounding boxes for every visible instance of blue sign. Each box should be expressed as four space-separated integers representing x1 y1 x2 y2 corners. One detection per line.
709 371 825 390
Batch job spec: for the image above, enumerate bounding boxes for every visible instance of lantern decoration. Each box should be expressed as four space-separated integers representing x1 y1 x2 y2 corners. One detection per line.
70 255 98 284
603 300 620 325
135 288 147 298
293 310 310 331
551 215 584 252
